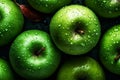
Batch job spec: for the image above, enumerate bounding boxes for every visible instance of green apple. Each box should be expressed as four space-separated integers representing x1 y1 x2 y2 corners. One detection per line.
100 25 120 75
27 0 72 13
0 0 24 46
57 56 105 80
50 5 101 55
85 0 120 18
0 58 14 80
9 30 61 80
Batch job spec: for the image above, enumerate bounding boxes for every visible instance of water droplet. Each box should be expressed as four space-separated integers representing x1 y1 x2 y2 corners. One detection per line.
115 8 119 11
103 0 106 3
58 24 61 27
70 42 73 45
4 68 7 71
45 4 48 7
95 33 99 35
88 30 91 33
116 41 119 44
35 32 38 35
113 34 116 37
87 35 91 38
93 29 96 32
80 43 85 47
108 11 112 14
5 29 8 31
38 67 41 69
62 27 65 29
0 34 3 37
65 33 68 36
17 56 20 59
111 61 113 64
71 20 74 23
114 28 119 32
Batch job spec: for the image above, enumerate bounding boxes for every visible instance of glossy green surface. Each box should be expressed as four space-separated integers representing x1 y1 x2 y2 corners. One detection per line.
57 56 105 80
85 0 120 18
27 0 72 13
50 5 101 55
9 30 61 80
0 0 24 46
0 58 14 80
100 25 120 75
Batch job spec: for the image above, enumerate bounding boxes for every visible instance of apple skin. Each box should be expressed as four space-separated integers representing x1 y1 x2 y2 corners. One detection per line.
9 30 61 80
85 0 120 18
0 58 14 80
50 5 101 55
57 56 105 80
0 0 24 46
27 0 72 13
100 25 120 75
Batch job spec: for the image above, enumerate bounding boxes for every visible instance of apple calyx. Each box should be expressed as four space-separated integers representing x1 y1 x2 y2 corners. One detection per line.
35 47 45 56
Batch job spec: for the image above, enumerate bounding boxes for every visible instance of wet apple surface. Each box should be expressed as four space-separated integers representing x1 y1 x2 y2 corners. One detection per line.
0 0 120 80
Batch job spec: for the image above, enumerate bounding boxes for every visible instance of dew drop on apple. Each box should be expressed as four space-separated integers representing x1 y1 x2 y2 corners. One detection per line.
80 43 85 47
25 33 29 37
0 34 3 37
17 56 20 59
65 33 68 36
35 32 38 35
26 68 29 71
111 38 114 41
89 40 93 44
116 41 119 44
108 11 112 14
114 28 119 32
58 24 62 28
113 34 116 37
115 8 119 11
87 35 91 38
45 4 48 7
4 28 8 31
103 0 107 3
88 30 91 33
38 67 41 70
95 33 99 35
26 47 29 50
93 29 96 32
70 42 73 45
62 27 65 29
110 61 113 64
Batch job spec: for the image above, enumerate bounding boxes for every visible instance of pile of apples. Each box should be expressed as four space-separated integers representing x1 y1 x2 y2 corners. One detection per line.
0 0 120 80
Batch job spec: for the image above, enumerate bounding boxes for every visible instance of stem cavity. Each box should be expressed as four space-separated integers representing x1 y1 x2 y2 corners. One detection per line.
35 47 45 56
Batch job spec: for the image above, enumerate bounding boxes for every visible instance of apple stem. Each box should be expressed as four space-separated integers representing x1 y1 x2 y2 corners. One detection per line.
114 55 120 61
35 47 45 56
76 30 84 35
